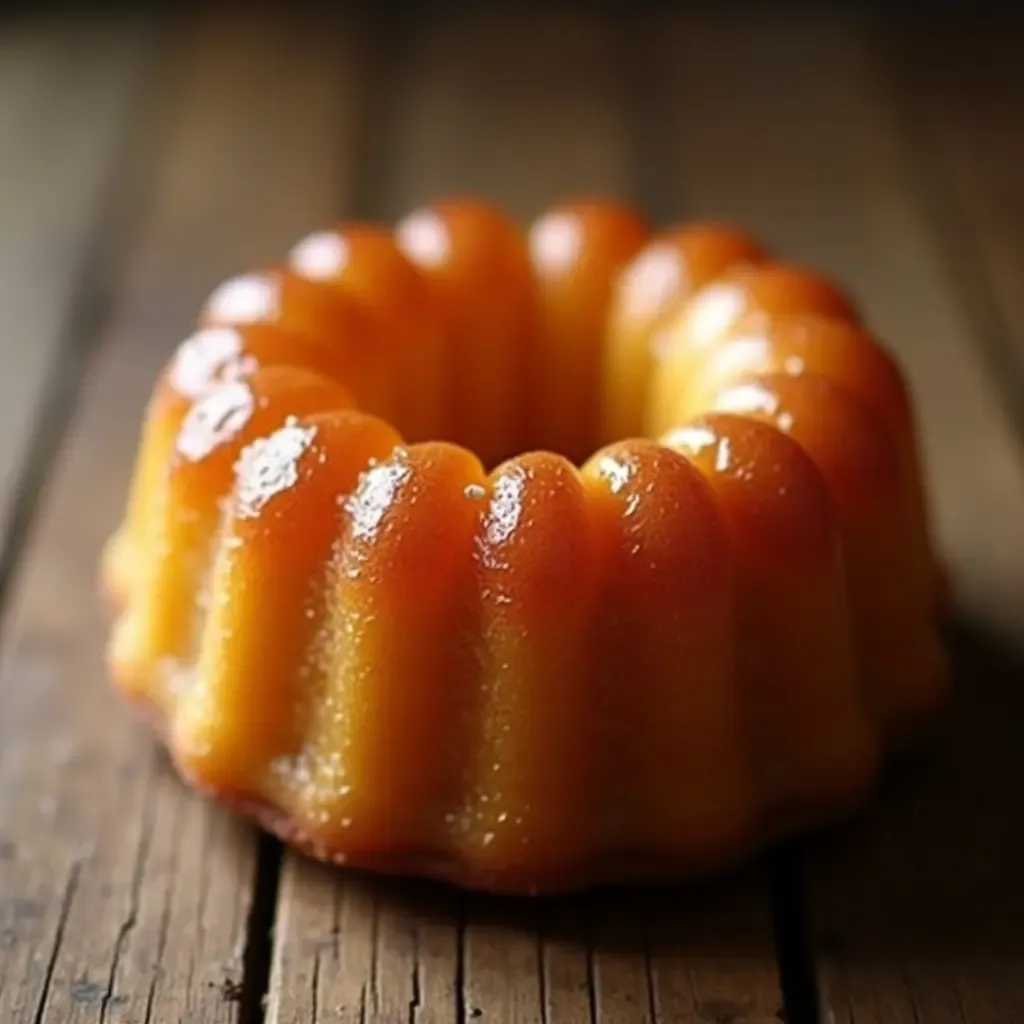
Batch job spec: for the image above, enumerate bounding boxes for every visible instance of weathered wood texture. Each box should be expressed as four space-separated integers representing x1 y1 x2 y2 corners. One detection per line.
267 9 783 1024
888 20 1024 402
651 10 1024 1022
0 15 163 1022
0 17 154 571
0 9 372 1022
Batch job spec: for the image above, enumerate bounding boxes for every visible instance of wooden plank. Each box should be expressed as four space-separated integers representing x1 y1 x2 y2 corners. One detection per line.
0 15 152 568
268 7 783 1024
0 9 368 1022
654 10 1024 1022
376 7 635 222
884 20 1024 402
0 15 164 1020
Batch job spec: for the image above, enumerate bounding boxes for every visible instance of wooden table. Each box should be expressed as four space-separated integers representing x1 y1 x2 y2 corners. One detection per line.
1 6 1022 1022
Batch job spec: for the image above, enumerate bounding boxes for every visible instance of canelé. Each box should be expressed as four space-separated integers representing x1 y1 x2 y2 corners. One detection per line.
101 199 949 894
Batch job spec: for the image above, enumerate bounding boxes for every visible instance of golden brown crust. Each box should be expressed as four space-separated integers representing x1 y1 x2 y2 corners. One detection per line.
101 197 949 896
125 685 880 896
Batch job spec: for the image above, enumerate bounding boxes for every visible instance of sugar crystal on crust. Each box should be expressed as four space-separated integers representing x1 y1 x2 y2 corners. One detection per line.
234 420 318 519
176 380 255 462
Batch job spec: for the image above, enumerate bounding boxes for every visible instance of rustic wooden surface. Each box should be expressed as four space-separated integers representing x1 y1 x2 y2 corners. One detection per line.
0 6 1022 1023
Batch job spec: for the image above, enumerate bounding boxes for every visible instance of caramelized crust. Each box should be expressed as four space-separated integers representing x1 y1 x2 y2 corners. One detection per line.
396 200 535 467
661 414 879 826
663 311 944 611
581 439 752 864
296 442 488 855
663 312 909 429
647 262 861 434
463 451 603 883
288 224 448 443
104 323 365 606
705 375 949 737
528 201 650 461
173 409 404 794
108 369 352 709
103 197 949 895
200 267 394 420
601 224 767 442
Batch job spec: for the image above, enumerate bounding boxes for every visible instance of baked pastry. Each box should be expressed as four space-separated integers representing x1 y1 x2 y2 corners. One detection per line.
101 198 949 894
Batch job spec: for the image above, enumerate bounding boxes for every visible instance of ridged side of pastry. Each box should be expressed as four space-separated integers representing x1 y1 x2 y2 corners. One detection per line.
101 197 950 894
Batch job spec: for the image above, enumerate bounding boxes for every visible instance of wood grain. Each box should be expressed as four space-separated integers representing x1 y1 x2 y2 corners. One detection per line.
654 10 1024 1022
0 9 369 1022
268 8 784 1023
884 18 1024 404
0 15 155 575
377 6 635 222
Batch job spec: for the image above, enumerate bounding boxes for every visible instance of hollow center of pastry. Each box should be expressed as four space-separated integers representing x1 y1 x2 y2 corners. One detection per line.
403 340 647 470
386 207 653 469
450 400 613 473
417 386 628 473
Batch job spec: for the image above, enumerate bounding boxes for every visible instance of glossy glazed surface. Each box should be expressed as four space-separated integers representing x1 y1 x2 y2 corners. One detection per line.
647 261 862 435
395 200 536 468
529 201 650 462
601 224 767 443
102 198 949 894
288 223 449 443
